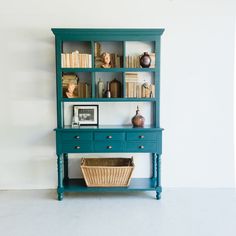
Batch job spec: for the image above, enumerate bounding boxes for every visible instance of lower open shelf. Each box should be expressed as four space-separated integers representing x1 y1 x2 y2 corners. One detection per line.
63 178 160 192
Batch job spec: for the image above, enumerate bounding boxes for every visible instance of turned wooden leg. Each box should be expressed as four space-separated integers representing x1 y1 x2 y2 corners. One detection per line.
153 153 162 200
63 153 69 181
57 154 64 201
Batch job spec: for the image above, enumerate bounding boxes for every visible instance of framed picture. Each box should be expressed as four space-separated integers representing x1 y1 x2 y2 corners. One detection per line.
73 105 99 126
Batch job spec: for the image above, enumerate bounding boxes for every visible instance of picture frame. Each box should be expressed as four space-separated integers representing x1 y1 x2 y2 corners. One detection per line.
73 105 99 126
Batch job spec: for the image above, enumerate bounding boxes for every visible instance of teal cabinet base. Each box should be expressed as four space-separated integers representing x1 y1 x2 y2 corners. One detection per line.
56 178 162 200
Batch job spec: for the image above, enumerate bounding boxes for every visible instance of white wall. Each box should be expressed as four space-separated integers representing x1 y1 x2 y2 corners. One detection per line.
0 0 235 189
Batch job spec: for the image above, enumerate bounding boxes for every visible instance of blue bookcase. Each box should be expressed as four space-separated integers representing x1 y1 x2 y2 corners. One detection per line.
52 28 165 200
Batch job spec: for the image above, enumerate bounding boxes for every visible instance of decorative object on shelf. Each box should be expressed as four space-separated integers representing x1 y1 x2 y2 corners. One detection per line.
140 52 151 68
97 78 105 98
131 106 145 127
73 105 99 126
71 108 80 128
77 81 91 98
110 78 121 98
81 157 134 187
141 82 155 98
101 52 112 68
104 81 111 98
62 74 78 98
65 82 77 98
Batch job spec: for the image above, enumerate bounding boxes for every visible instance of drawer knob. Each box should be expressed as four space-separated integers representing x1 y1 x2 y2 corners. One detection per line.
107 146 112 149
107 136 112 139
139 145 144 149
75 146 80 149
75 136 80 139
139 135 145 139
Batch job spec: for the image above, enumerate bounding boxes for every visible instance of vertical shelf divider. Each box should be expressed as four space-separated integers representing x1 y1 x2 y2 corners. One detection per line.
154 39 160 128
91 41 95 98
122 41 126 98
56 38 63 128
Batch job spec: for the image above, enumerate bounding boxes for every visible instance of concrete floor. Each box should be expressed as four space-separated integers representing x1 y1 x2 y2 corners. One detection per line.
0 189 235 236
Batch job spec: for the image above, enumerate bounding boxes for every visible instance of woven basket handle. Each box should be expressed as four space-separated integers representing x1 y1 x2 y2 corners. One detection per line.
130 156 134 166
81 158 85 165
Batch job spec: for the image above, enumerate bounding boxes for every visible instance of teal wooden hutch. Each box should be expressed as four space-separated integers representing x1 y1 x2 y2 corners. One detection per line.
52 28 164 200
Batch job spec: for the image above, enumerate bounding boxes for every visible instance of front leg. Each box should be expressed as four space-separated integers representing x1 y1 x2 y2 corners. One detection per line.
154 153 162 200
57 154 64 201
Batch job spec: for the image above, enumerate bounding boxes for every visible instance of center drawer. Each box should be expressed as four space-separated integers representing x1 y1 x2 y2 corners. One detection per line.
94 141 124 152
94 132 125 141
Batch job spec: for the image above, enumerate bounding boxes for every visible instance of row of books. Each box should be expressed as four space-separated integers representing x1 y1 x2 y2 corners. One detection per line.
61 51 92 68
125 82 155 98
125 53 155 68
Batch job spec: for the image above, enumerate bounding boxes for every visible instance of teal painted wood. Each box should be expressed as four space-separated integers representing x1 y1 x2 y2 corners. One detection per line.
122 41 126 97
61 68 156 73
63 178 162 192
51 28 165 41
55 126 163 131
94 132 125 141
57 154 64 201
61 98 156 102
91 41 95 98
55 38 63 128
155 154 162 200
63 154 69 181
52 28 165 200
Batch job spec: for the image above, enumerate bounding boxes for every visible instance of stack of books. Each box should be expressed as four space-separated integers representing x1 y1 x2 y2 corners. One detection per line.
149 53 156 68
126 55 140 68
95 42 101 57
61 51 92 68
125 73 155 98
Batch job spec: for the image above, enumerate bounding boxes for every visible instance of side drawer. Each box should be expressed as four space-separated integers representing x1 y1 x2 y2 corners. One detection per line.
61 132 93 141
126 132 158 141
126 141 159 153
62 141 93 153
94 141 124 152
94 132 125 141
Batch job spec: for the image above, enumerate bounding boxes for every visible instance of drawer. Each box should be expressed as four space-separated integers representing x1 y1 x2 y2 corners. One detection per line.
94 141 124 152
62 141 93 153
126 132 158 141
126 141 159 153
61 132 93 141
94 132 125 141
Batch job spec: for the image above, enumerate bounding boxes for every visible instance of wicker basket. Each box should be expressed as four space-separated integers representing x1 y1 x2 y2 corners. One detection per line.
81 157 134 187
